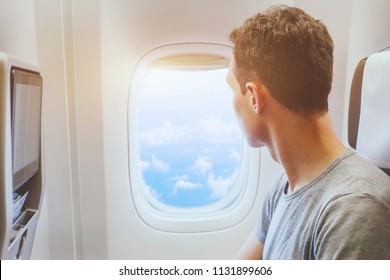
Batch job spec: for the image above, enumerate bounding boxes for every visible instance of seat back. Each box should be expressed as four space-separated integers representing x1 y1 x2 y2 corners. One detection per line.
348 48 390 176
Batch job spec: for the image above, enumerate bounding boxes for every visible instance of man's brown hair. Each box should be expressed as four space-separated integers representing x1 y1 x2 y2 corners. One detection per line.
230 5 334 116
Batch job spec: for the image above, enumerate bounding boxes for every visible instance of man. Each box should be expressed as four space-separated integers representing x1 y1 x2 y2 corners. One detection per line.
227 5 390 259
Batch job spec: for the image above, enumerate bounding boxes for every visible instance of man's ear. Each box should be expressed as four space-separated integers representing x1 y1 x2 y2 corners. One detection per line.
246 81 265 114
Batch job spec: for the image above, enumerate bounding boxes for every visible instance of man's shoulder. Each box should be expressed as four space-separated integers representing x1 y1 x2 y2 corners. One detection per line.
314 153 390 259
321 150 390 210
325 150 390 191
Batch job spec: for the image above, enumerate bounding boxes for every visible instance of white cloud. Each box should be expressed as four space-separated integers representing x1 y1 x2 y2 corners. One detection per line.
172 178 202 195
139 121 192 147
192 156 213 176
167 174 189 181
139 117 241 147
195 117 241 144
140 160 151 171
151 154 170 172
174 180 201 190
229 147 241 162
207 170 238 200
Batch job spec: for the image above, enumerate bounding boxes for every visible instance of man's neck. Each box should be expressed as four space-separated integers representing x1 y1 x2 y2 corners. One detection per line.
268 113 346 193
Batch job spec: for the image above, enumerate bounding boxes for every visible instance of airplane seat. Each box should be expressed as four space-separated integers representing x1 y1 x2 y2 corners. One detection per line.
348 47 390 176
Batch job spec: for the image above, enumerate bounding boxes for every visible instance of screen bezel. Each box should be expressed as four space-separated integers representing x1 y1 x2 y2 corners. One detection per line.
10 67 43 190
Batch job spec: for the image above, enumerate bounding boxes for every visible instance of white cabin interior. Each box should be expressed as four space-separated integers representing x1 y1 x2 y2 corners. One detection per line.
0 0 389 259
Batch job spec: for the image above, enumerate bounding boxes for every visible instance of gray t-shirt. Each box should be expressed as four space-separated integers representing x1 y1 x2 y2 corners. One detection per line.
256 149 390 259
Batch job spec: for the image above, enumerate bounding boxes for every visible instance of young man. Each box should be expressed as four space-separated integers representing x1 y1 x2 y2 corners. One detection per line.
227 5 390 259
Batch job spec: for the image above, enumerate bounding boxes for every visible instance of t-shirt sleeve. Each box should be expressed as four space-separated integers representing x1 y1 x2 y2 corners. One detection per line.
314 191 390 260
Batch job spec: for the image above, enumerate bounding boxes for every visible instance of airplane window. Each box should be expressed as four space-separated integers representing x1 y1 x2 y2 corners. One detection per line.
137 67 242 208
129 44 260 232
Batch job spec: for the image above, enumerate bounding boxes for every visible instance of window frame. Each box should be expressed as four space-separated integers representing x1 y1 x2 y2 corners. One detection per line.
128 43 261 233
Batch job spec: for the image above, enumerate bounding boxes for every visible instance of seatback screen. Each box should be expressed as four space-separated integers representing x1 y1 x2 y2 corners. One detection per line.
11 68 42 190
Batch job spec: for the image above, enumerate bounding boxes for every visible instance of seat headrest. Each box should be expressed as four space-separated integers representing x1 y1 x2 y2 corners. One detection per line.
348 50 390 176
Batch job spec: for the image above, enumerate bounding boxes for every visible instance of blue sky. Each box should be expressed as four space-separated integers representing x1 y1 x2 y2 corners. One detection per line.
137 67 242 208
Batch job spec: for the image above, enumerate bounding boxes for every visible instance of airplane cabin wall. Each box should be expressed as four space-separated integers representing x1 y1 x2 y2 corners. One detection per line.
33 0 108 259
32 0 79 259
0 1 38 63
0 0 108 260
